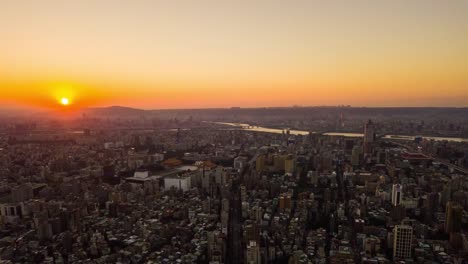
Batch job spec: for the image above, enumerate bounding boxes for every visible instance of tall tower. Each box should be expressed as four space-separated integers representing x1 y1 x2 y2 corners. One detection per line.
176 128 181 144
393 225 413 259
363 120 375 154
392 184 403 206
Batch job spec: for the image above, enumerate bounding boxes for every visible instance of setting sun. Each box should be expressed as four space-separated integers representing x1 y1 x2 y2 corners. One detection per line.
60 97 70 106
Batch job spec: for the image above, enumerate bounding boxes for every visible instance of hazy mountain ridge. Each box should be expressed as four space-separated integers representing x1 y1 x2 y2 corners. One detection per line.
82 106 146 116
83 105 468 115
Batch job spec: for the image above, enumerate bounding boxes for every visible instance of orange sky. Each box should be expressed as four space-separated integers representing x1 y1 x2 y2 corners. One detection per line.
1 0 468 110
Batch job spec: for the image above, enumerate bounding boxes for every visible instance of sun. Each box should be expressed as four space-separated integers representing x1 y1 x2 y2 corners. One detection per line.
60 97 70 106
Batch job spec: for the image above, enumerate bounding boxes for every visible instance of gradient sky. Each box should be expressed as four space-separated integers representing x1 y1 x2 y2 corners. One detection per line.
1 0 468 109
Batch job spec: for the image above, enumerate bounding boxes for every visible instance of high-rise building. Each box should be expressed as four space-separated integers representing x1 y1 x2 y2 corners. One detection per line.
445 202 462 234
240 185 247 202
345 139 354 153
392 184 403 206
273 154 286 171
246 240 261 264
279 193 292 211
424 192 439 224
207 230 226 263
391 204 406 221
256 155 265 172
351 145 363 166
279 196 285 210
244 223 260 242
284 155 295 175
393 225 413 259
363 120 375 154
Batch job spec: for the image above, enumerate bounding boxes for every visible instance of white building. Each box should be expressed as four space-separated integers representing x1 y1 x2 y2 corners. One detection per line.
104 142 115 149
134 170 150 179
164 175 191 192
234 156 248 171
0 203 22 224
392 184 403 206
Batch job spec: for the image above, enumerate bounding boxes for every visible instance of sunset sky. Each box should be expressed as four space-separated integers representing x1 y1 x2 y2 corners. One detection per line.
1 0 468 110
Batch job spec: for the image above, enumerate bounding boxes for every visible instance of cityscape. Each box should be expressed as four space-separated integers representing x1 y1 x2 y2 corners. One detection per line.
0 107 467 263
1 1 468 264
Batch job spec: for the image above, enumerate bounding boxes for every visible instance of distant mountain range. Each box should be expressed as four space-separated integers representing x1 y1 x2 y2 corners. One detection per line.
2 105 467 119
79 105 468 119
82 106 146 116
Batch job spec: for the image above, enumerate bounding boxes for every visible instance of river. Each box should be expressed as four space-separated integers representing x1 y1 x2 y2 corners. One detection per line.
213 122 468 143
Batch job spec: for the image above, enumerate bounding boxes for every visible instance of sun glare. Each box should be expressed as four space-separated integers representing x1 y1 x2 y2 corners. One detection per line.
60 97 70 106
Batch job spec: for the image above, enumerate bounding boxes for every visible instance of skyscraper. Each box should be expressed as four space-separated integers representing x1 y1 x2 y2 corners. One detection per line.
393 225 413 259
445 202 462 234
351 145 362 166
256 155 265 172
363 120 375 154
392 184 403 206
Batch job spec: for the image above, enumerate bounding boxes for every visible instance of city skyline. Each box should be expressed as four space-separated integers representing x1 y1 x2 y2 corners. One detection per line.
1 2 467 262
1 108 467 263
1 0 468 110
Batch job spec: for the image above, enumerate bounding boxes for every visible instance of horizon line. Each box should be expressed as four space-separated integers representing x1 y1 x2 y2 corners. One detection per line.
3 104 468 113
